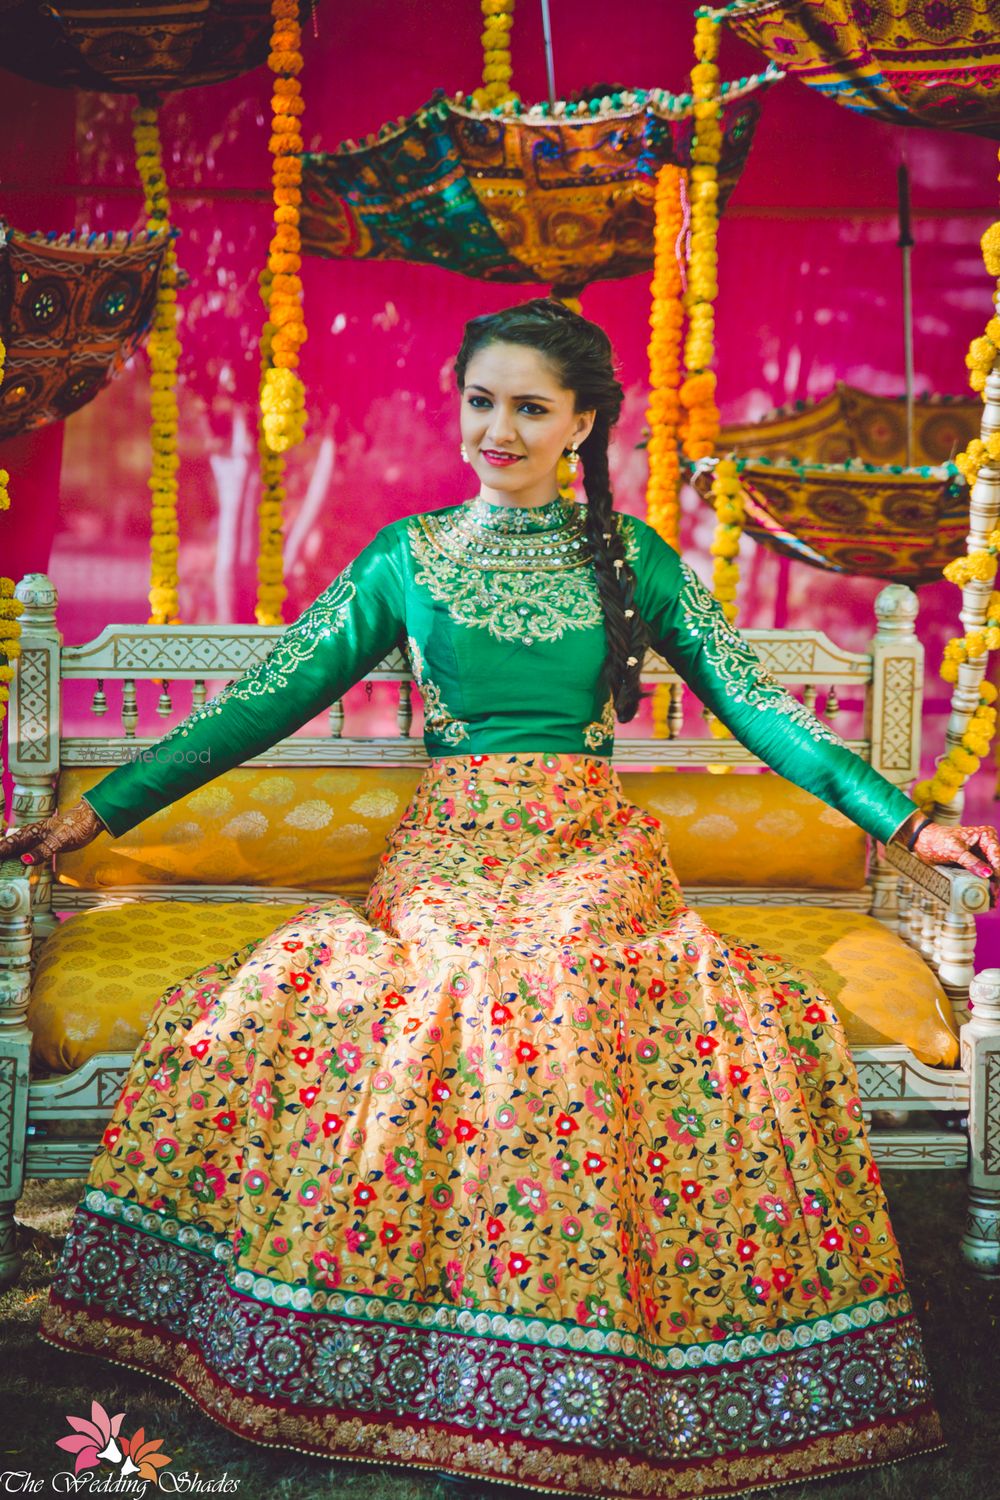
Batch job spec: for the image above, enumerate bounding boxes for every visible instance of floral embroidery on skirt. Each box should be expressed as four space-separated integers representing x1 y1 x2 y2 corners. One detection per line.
40 752 943 1498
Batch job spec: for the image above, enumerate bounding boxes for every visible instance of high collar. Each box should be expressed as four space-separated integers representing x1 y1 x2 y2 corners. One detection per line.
461 494 577 533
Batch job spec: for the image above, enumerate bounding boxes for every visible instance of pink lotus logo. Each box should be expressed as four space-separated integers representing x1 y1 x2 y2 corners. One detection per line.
56 1401 171 1482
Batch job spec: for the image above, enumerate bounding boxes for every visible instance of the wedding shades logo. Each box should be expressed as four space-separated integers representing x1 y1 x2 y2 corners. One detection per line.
55 1401 170 1484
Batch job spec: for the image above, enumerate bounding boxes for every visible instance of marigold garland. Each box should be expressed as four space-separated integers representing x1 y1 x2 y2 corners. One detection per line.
473 0 519 111
0 335 23 740
256 268 288 626
913 681 998 809
262 0 308 454
132 98 181 628
679 12 722 467
685 12 740 758
646 163 685 552
933 152 1000 808
646 163 686 745
708 455 744 624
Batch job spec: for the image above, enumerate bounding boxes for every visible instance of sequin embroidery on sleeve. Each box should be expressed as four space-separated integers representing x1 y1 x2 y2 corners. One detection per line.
172 569 358 739
676 560 850 749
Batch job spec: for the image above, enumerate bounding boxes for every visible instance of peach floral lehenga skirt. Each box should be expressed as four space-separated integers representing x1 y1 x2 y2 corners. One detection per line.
40 753 944 1499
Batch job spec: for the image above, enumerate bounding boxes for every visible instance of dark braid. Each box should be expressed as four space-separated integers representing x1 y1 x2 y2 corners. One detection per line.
454 297 653 722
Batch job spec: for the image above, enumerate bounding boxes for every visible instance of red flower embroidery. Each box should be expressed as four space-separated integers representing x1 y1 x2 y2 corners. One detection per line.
213 1111 236 1133
647 1151 668 1173
554 1113 578 1136
431 1079 452 1102
322 1112 345 1137
583 1153 605 1176
867 1162 881 1184
189 1037 210 1060
821 1229 844 1252
384 992 407 1009
736 1237 759 1261
695 1034 718 1056
772 1266 794 1291
680 1179 700 1201
491 1002 513 1025
486 1216 504 1241
289 972 310 991
353 1183 375 1207
729 1064 750 1086
649 979 667 1000
102 1125 121 1149
516 1041 539 1063
298 1084 320 1107
508 1252 531 1275
804 1004 827 1024
282 939 303 953
291 1046 315 1067
380 1222 401 1246
454 1118 478 1142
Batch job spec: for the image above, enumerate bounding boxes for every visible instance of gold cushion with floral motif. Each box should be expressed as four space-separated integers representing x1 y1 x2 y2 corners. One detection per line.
702 903 958 1067
56 766 866 893
29 900 309 1072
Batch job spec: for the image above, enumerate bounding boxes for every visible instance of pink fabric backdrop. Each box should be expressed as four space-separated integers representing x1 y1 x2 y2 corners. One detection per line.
2 0 999 944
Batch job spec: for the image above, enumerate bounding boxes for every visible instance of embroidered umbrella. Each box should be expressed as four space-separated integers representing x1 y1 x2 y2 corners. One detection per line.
718 0 1000 137
685 385 978 583
299 76 778 292
0 223 170 439
0 0 289 91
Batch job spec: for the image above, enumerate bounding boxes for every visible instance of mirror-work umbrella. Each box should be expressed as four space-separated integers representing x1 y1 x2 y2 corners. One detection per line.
689 385 977 583
299 79 777 291
722 0 1000 137
0 0 285 91
0 223 170 438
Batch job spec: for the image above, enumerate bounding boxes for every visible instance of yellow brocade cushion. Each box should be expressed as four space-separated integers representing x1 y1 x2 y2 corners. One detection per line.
56 766 866 893
702 904 958 1068
29 900 309 1072
28 898 956 1075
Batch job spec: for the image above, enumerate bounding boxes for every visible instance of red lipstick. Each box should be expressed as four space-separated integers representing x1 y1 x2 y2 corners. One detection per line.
482 450 523 467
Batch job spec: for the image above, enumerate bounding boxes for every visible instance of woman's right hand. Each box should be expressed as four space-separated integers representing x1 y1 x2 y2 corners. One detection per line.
0 799 106 866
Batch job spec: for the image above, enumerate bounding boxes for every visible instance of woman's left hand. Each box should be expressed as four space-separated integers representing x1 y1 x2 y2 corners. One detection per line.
910 820 1000 905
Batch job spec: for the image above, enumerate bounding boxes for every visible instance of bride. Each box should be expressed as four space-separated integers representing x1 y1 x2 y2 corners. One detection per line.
4 297 999 1499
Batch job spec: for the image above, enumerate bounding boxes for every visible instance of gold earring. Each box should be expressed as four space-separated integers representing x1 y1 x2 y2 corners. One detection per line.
460 442 470 463
566 446 580 475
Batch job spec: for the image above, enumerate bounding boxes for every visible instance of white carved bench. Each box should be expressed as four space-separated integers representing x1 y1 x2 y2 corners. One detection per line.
1 569 998 1285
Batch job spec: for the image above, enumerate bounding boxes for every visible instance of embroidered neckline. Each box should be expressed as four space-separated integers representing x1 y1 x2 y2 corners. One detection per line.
461 494 576 533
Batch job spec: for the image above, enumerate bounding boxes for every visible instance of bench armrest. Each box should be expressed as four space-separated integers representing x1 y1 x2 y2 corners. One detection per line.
882 841 992 918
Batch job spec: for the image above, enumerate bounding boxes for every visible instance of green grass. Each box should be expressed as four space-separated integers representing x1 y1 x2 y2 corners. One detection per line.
1 1172 997 1500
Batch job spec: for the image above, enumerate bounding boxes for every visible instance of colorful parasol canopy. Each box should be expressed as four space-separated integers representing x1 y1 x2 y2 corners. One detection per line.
723 0 1000 138
0 0 289 92
0 223 170 439
299 78 777 291
688 385 977 583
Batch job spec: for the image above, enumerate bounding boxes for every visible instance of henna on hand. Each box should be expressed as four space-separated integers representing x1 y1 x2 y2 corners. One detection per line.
0 798 106 865
910 820 1000 905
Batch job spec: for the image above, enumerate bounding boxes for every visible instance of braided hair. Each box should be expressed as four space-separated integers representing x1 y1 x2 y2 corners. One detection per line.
454 297 653 722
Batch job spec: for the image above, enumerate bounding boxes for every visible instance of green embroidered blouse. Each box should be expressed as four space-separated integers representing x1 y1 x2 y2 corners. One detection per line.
82 495 921 846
